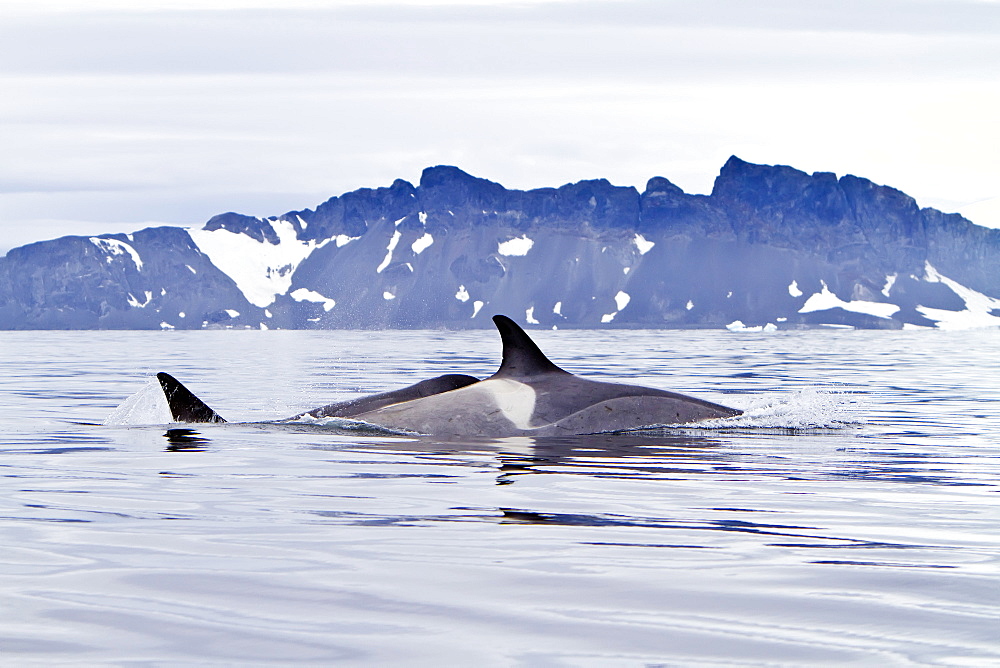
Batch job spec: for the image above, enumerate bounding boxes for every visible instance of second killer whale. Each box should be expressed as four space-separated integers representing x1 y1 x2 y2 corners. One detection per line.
150 314 741 436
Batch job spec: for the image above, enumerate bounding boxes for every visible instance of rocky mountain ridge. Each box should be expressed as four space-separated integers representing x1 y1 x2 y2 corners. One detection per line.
1 156 998 330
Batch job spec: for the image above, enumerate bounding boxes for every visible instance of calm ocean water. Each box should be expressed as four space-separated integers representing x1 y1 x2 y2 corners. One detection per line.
1 327 998 665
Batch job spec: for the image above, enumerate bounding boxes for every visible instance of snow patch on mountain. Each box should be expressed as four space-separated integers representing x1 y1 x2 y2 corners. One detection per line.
90 237 143 271
290 288 336 311
799 281 899 319
601 291 631 323
411 233 433 254
633 233 654 255
377 230 402 273
917 263 1000 329
498 235 533 256
127 291 153 308
614 290 631 311
188 219 325 308
882 274 897 297
727 320 778 332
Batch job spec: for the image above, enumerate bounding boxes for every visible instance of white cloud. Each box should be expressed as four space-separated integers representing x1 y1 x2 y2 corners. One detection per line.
958 196 1000 229
1 0 998 252
3 0 581 11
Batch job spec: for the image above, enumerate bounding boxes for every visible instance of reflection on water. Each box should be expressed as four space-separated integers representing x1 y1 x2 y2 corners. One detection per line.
0 329 998 665
163 428 211 451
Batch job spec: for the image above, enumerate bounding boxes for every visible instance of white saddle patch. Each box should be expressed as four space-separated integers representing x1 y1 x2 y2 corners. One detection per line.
480 379 537 430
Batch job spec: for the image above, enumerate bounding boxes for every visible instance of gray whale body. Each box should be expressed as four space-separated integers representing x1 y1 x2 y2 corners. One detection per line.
144 315 740 436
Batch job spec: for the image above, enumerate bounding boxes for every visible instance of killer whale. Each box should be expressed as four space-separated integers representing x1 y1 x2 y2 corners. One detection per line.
336 315 740 436
152 371 479 425
156 372 227 423
128 315 740 436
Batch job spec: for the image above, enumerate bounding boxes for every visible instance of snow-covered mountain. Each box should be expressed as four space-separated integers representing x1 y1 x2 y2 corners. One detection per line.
1 156 998 330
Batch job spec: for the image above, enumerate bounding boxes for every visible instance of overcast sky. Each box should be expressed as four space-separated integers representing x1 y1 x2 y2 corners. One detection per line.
2 0 998 254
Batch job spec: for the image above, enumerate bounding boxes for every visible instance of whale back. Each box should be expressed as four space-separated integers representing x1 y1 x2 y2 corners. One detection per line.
302 374 479 419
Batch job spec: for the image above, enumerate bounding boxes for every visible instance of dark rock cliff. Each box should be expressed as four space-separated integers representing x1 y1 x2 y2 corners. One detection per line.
1 157 997 330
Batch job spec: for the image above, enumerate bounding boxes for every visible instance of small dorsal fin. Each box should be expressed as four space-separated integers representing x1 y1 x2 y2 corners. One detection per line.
156 372 226 423
491 315 569 378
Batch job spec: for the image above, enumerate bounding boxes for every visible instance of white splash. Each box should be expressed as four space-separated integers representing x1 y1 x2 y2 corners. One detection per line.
799 281 899 319
189 219 327 308
702 388 860 430
526 307 540 324
290 287 336 311
498 235 534 256
633 233 655 255
455 285 470 302
788 280 803 298
383 291 396 300
224 309 240 318
472 300 484 318
553 301 562 316
90 237 143 271
686 300 694 311
103 377 173 425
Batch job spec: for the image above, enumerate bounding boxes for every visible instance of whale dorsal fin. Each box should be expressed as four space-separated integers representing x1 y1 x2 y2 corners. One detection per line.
157 372 226 423
491 315 570 378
